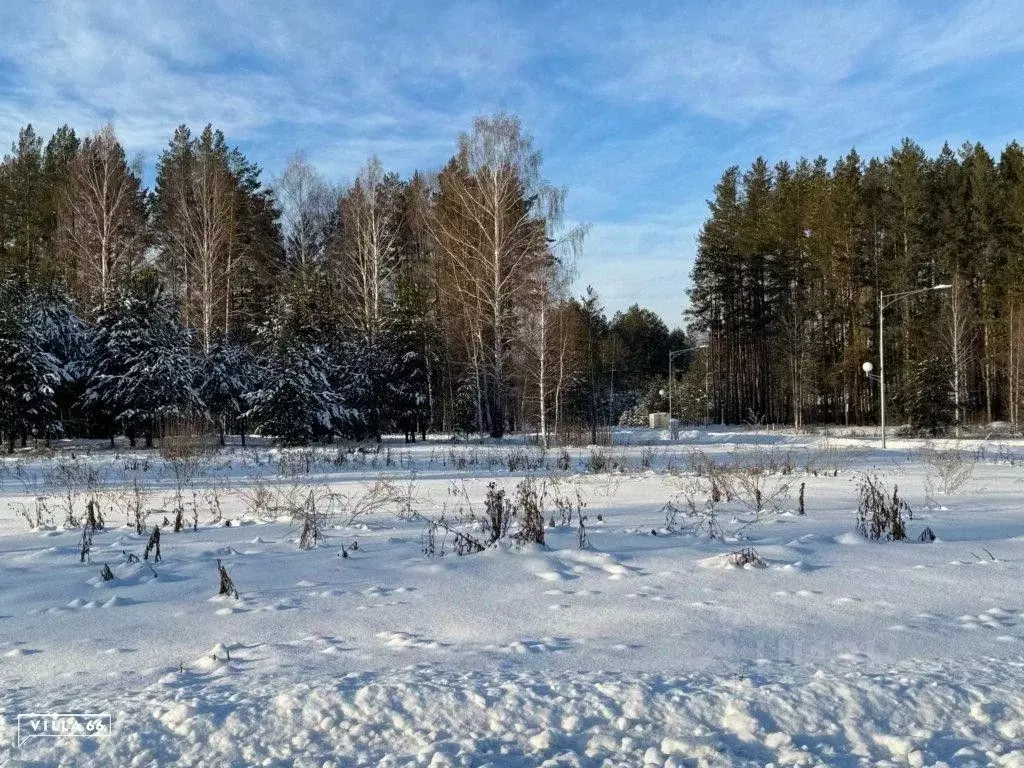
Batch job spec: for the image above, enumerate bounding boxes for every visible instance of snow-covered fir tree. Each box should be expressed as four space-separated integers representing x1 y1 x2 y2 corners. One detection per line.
0 281 63 452
200 342 255 446
245 300 343 446
83 275 201 447
246 339 340 446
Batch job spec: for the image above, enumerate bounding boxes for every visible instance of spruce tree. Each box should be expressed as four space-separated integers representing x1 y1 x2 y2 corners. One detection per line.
83 275 201 447
905 356 954 436
0 282 62 452
199 342 255 446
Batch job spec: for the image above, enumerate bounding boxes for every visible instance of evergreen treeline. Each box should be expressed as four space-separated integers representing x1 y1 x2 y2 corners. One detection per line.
0 115 690 450
689 139 1024 431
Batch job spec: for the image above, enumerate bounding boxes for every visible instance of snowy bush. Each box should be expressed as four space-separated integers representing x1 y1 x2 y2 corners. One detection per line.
43 454 106 529
216 559 239 598
505 447 546 473
16 496 54 530
856 474 911 541
728 447 794 517
684 449 732 501
240 476 277 520
576 513 590 549
329 476 414 526
731 466 793 517
143 524 161 562
555 447 573 472
297 489 329 550
803 439 848 476
727 547 766 568
586 447 610 473
483 482 512 544
512 477 545 546
920 445 975 495
410 478 553 556
640 445 659 469
160 425 215 530
549 477 587 526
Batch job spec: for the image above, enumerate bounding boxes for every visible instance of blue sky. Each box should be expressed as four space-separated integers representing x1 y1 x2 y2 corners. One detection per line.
2 0 1023 327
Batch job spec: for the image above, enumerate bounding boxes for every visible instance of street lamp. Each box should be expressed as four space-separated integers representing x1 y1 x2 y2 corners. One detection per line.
864 284 951 449
667 344 708 427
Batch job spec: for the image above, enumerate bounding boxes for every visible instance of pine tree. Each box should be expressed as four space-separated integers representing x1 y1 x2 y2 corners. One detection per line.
0 126 47 279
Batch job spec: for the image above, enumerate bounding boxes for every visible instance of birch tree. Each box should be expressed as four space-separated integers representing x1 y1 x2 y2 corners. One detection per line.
59 124 146 310
944 275 975 431
155 126 239 352
520 218 586 446
277 153 335 286
430 113 573 438
336 156 403 341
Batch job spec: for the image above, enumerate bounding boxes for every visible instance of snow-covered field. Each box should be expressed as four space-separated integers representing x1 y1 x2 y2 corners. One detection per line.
2 429 1024 766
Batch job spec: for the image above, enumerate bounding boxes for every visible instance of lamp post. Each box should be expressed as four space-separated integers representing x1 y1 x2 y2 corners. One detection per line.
667 344 708 427
864 284 951 449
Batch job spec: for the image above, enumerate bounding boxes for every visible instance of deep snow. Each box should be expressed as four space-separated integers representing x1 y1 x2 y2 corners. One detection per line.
1 429 1023 766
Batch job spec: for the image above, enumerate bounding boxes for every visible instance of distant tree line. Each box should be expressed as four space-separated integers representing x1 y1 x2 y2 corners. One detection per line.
689 139 1024 431
0 115 691 450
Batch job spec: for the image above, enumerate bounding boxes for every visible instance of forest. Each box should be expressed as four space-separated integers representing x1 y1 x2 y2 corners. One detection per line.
0 114 691 451
7 116 1017 448
689 139 1024 431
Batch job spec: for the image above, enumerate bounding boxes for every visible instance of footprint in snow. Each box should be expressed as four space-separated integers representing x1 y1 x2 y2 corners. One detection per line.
356 599 407 610
500 637 573 654
958 607 1019 631
3 647 41 657
296 635 351 654
315 589 345 598
626 591 672 602
258 598 300 612
377 631 443 650
775 561 810 573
